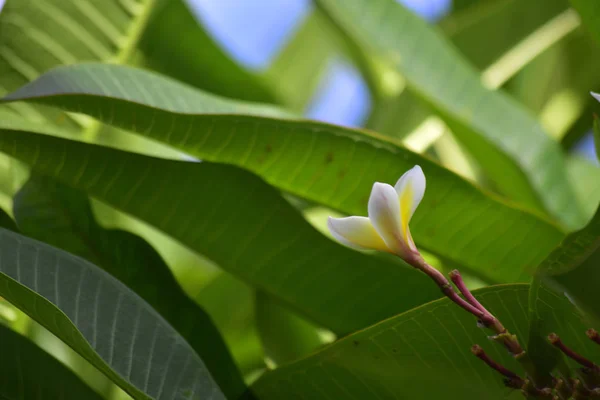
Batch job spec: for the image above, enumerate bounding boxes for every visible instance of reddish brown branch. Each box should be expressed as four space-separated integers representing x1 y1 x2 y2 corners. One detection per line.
407 255 524 356
471 344 525 388
449 270 490 314
549 333 600 372
587 329 600 346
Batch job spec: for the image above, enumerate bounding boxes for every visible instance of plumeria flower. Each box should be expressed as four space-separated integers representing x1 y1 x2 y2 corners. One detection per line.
327 165 425 262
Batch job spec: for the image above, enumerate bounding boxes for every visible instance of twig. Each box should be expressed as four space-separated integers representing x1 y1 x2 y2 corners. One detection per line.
549 333 600 372
587 329 600 346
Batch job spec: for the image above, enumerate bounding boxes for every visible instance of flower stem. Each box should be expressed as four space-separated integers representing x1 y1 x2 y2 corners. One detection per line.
549 333 600 372
449 269 489 314
587 329 600 346
471 344 524 386
439 283 487 319
409 254 524 356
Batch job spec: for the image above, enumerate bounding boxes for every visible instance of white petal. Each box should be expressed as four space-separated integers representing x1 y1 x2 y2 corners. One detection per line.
592 92 600 103
368 182 403 253
327 216 388 251
394 165 425 226
394 165 426 246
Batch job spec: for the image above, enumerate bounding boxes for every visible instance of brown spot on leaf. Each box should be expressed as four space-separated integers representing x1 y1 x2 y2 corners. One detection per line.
353 340 359 347
325 152 334 164
338 169 346 179
265 144 272 153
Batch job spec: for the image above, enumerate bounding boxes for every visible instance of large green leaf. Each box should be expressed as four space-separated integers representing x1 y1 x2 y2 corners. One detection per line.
506 27 600 145
561 102 598 151
250 285 530 399
528 279 600 382
0 204 17 232
369 0 577 144
0 63 566 283
0 123 442 335
196 273 265 377
13 176 245 399
528 202 600 377
440 0 568 71
533 206 600 327
266 10 343 112
571 0 600 46
315 0 583 228
256 291 326 366
253 282 600 398
0 0 156 126
139 0 277 103
0 227 224 400
367 0 574 142
567 155 600 222
0 323 104 399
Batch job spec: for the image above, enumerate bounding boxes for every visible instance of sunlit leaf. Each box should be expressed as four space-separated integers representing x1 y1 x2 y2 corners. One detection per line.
0 63 566 284
0 228 225 400
250 285 530 399
594 114 600 162
196 273 265 377
507 27 600 144
571 0 600 46
0 123 441 334
256 291 327 366
440 0 568 70
266 10 343 112
0 205 17 232
528 200 600 376
567 155 600 222
13 176 245 399
139 0 277 103
368 0 572 142
534 207 600 327
0 323 104 399
0 0 156 126
316 0 583 228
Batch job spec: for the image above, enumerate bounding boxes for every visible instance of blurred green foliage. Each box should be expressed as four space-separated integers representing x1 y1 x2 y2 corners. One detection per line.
1 0 600 399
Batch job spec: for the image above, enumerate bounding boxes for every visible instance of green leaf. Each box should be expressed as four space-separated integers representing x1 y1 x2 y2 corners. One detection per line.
528 279 600 381
12 175 245 399
440 0 568 71
250 285 530 399
528 201 600 376
594 113 600 163
0 63 567 284
0 323 104 399
0 123 441 335
0 205 17 232
196 273 265 376
567 155 600 222
536 207 600 327
315 0 583 228
570 0 600 46
449 0 482 13
139 0 277 103
0 227 225 400
266 10 343 112
506 27 600 143
368 0 577 143
0 0 157 126
561 100 600 151
256 291 326 366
